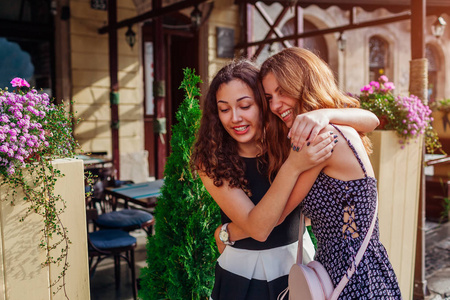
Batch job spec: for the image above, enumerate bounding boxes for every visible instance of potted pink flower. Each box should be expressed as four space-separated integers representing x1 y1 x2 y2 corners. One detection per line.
358 75 442 153
0 77 81 298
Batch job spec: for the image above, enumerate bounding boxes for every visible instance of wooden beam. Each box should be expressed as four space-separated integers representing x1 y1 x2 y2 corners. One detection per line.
294 5 303 47
0 20 52 40
252 4 290 58
254 3 291 47
236 0 450 15
241 2 249 58
411 0 428 298
98 0 208 34
411 0 425 59
236 11 411 48
108 0 120 178
153 0 167 179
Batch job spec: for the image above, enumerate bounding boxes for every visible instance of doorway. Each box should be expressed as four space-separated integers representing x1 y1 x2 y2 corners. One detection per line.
142 18 199 178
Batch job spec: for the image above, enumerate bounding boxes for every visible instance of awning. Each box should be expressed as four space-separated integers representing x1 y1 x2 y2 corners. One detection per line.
235 0 450 15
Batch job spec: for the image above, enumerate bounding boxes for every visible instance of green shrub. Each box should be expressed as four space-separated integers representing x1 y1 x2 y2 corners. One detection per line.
139 68 220 300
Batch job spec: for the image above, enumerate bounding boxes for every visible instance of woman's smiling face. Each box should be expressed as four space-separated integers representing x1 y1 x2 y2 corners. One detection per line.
262 72 298 129
216 79 262 156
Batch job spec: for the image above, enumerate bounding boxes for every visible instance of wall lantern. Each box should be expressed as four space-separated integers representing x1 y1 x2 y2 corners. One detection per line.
125 26 136 48
337 32 346 52
190 5 202 30
431 16 447 38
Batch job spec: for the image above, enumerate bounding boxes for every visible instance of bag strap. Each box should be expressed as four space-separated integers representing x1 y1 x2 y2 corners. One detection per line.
297 197 378 299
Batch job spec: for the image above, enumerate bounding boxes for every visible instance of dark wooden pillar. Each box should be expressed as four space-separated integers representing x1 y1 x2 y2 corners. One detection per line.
240 2 249 58
153 0 167 179
411 0 425 60
245 3 252 58
294 5 303 48
108 0 120 178
411 0 428 298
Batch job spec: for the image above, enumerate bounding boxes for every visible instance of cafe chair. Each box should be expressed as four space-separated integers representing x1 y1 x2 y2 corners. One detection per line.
86 165 155 236
86 209 138 300
95 208 155 236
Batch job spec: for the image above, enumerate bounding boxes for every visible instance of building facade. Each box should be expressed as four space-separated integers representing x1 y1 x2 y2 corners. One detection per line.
1 0 449 178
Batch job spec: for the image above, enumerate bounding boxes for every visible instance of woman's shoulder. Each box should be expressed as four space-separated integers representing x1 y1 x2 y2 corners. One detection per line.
329 124 360 142
324 124 363 162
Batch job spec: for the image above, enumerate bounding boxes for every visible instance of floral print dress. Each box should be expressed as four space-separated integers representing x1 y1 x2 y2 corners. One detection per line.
300 124 402 299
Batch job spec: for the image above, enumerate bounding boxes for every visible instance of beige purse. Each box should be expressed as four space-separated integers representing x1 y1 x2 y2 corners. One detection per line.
279 198 378 300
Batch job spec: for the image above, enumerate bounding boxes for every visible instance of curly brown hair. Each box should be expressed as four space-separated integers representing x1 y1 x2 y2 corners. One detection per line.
260 47 372 179
191 60 271 194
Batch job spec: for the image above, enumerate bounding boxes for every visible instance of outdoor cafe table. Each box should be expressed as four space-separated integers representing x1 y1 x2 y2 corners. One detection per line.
76 154 113 171
104 179 164 210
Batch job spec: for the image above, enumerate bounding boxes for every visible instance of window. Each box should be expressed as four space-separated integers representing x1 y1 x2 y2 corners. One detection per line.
369 36 389 82
426 44 439 101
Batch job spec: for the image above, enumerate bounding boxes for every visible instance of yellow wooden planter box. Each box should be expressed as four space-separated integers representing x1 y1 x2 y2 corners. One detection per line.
0 159 90 300
368 130 423 300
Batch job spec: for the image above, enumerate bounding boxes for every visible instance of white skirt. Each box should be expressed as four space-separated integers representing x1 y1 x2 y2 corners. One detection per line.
210 230 315 300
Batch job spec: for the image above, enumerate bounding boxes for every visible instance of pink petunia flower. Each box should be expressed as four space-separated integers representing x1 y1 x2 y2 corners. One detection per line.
379 75 388 83
10 78 30 88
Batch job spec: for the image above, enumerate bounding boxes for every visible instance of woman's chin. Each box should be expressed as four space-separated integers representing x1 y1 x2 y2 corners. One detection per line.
284 119 293 129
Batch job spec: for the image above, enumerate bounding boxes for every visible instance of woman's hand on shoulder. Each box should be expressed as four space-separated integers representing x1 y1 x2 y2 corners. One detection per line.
287 128 337 172
288 110 330 151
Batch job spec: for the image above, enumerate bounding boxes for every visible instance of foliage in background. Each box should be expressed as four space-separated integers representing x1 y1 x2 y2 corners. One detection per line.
306 226 317 249
358 75 443 153
441 197 450 223
429 98 450 134
430 98 450 113
0 78 80 298
139 69 220 300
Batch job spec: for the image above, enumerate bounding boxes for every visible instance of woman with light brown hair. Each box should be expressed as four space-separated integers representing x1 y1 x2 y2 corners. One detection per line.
256 47 400 298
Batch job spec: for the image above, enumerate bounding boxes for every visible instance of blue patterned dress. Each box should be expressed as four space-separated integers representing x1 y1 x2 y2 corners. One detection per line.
300 125 402 299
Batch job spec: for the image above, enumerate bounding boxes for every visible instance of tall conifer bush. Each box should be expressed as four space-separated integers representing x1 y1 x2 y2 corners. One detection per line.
139 68 220 300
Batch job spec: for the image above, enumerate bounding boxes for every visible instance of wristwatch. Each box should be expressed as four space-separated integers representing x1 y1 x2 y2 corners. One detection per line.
219 223 235 245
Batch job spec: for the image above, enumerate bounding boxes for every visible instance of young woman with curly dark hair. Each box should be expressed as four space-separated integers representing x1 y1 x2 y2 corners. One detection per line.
191 59 378 300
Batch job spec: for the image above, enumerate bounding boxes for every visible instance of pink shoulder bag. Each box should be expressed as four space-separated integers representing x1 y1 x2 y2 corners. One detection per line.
278 198 378 300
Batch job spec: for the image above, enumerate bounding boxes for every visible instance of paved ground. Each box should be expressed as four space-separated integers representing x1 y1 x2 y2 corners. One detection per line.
89 221 450 300
424 221 450 300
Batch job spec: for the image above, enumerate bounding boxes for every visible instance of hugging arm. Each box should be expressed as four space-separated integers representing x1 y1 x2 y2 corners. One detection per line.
216 126 337 251
289 108 379 151
203 132 335 250
217 159 324 252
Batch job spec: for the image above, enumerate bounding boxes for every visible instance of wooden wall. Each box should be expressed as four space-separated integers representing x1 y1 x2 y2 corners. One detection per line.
69 0 144 156
204 0 240 86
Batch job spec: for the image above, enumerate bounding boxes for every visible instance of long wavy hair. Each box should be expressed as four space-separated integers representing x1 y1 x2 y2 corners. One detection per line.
191 60 271 194
259 47 372 179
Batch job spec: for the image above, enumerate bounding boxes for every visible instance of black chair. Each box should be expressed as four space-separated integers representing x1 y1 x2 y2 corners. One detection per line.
86 209 138 300
95 208 155 236
86 165 155 236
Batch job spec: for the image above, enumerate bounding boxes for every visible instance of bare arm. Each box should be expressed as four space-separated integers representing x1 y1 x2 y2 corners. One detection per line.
219 161 324 247
217 126 338 247
203 132 336 243
289 108 379 151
